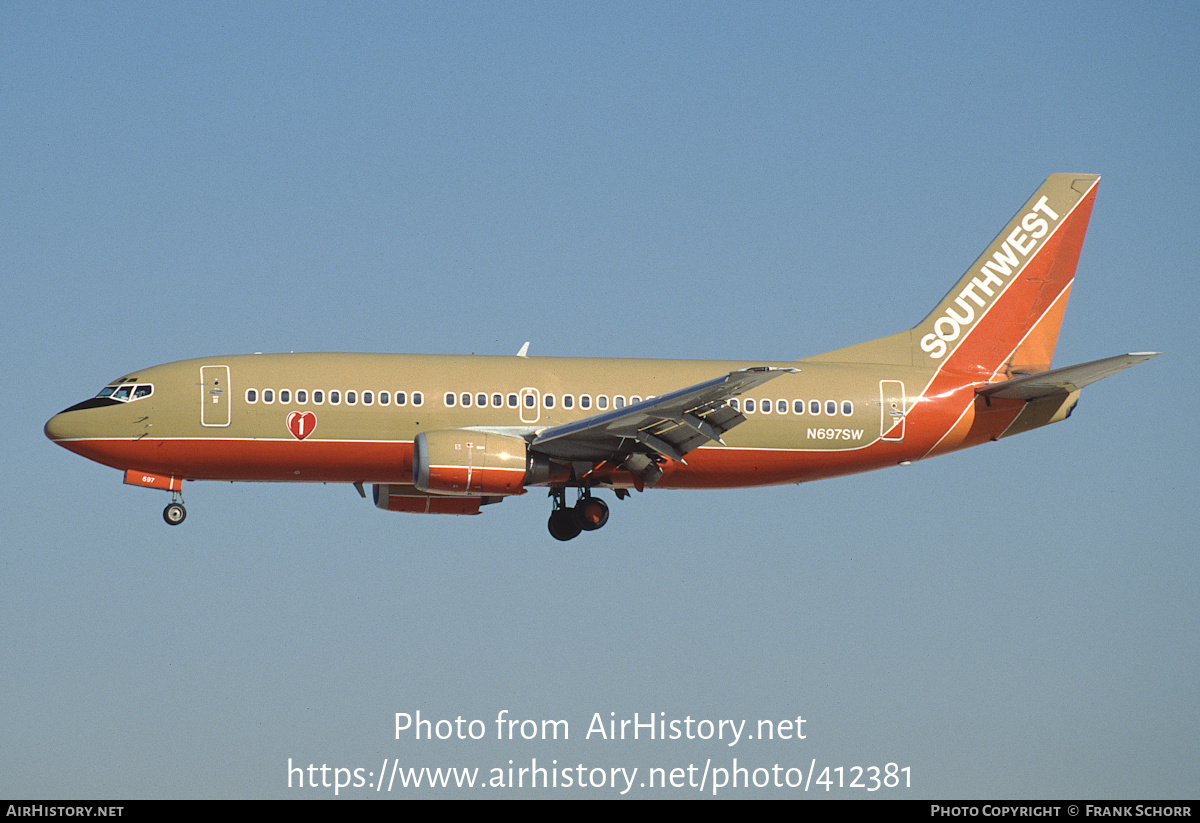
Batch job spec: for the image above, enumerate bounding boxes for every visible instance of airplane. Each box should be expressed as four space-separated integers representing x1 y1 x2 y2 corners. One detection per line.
45 174 1159 540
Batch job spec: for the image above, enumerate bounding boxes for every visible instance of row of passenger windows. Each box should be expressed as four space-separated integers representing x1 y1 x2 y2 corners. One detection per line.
445 392 643 410
245 388 424 407
244 387 853 417
732 398 855 416
444 393 853 415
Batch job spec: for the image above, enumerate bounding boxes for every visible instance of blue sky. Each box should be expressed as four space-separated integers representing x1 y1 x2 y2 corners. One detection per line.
3 1 1197 798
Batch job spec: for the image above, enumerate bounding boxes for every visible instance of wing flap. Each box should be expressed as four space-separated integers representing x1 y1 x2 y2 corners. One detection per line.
977 352 1160 400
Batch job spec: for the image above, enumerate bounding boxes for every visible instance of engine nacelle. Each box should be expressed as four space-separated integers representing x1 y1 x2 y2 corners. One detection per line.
414 430 538 496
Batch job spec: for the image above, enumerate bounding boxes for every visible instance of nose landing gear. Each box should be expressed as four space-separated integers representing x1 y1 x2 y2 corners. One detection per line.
547 488 612 541
162 490 186 525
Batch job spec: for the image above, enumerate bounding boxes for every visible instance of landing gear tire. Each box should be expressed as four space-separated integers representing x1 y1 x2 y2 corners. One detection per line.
548 508 582 541
163 502 187 526
572 496 609 531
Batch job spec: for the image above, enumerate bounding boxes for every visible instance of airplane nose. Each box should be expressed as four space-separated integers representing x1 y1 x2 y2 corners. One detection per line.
45 407 91 442
46 396 120 442
45 411 72 441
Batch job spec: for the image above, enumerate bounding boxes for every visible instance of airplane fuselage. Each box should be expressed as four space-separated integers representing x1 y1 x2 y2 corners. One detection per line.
45 349 1022 490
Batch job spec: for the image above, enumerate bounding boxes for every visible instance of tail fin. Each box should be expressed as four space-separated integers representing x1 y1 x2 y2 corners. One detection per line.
914 173 1100 377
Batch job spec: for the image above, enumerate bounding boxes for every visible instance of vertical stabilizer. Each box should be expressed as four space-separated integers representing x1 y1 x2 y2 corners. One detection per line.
914 173 1099 378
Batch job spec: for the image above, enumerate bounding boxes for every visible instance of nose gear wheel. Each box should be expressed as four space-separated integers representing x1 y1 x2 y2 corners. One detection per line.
162 490 187 526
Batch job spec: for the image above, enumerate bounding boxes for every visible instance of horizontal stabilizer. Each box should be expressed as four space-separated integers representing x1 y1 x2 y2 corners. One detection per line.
977 352 1160 400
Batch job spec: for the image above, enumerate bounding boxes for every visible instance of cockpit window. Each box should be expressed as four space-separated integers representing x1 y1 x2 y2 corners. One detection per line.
96 383 153 402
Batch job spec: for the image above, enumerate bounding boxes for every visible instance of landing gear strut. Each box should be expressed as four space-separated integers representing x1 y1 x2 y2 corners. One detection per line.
163 490 186 526
547 487 611 541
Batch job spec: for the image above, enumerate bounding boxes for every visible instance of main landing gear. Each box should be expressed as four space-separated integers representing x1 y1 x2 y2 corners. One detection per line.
162 490 186 526
547 487 611 541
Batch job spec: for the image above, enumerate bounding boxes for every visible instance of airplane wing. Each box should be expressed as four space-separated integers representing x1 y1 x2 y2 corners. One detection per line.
977 352 1160 400
531 366 798 486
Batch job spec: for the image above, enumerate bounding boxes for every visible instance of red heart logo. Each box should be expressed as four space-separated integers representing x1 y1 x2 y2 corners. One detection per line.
286 411 317 440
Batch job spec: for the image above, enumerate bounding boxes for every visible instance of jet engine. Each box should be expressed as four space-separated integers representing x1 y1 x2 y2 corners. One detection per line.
413 430 548 496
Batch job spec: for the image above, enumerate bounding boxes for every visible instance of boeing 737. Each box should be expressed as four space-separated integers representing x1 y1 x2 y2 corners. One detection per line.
45 174 1158 540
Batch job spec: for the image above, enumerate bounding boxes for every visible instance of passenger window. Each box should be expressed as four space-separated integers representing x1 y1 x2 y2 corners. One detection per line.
580 395 591 409
524 394 535 408
314 390 324 404
395 391 406 406
330 391 340 405
263 389 274 404
246 389 258 403
508 394 518 408
492 394 502 407
810 400 820 415
615 396 626 409
297 390 307 403
777 400 787 414
826 400 836 415
363 391 373 405
379 391 389 405
794 400 804 414
463 393 474 407
412 392 423 406
445 393 456 407
477 394 487 407
563 395 574 409
842 401 853 415
280 389 290 403
347 391 357 405
630 396 641 405
745 399 755 413
545 394 555 408
730 398 739 411
598 396 609 410
761 399 771 414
